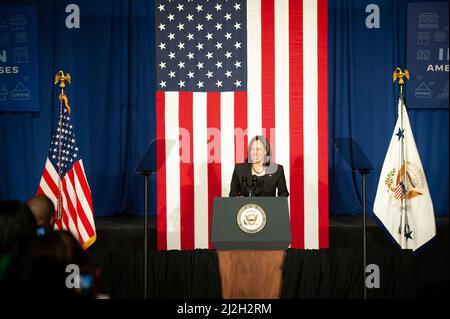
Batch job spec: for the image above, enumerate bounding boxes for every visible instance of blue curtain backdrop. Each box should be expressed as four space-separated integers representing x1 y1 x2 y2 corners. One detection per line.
329 0 448 216
0 0 448 217
0 0 156 216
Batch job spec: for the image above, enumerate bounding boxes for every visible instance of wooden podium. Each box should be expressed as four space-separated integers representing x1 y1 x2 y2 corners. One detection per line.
217 250 285 299
211 197 291 298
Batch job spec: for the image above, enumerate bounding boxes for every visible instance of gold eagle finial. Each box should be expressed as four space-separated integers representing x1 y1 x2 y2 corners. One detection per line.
393 68 410 95
54 71 71 114
392 67 410 85
54 70 71 88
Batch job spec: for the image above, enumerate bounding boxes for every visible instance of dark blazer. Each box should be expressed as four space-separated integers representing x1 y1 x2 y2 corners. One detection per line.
229 163 289 197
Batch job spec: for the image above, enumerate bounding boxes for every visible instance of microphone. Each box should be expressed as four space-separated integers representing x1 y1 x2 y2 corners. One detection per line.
242 176 248 197
251 175 257 195
251 175 257 188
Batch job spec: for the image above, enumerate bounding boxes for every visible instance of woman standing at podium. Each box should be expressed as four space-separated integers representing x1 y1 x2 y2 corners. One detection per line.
229 135 289 197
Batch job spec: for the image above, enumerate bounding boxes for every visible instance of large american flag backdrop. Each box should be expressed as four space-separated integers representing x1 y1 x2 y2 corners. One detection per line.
37 103 96 250
155 0 328 250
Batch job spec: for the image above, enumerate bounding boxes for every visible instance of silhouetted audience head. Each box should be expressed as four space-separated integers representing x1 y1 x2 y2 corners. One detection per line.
0 230 94 298
26 230 85 266
27 195 55 234
0 201 37 255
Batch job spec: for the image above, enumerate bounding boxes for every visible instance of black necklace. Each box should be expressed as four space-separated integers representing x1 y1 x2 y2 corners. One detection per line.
252 166 265 174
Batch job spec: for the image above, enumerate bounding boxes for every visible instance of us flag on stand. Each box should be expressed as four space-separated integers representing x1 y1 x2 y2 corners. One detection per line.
156 0 328 250
37 99 96 249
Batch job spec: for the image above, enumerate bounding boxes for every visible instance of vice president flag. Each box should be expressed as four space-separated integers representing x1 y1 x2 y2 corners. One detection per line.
37 95 96 250
155 0 328 250
373 97 436 251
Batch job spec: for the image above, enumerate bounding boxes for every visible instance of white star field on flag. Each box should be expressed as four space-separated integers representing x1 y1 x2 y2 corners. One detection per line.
48 108 79 173
156 0 247 91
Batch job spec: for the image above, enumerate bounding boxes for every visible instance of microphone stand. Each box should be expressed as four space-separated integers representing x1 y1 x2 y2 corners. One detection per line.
250 176 257 197
242 177 249 197
244 177 257 197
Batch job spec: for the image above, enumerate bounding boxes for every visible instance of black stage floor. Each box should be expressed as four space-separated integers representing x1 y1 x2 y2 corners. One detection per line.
90 215 448 251
87 215 449 298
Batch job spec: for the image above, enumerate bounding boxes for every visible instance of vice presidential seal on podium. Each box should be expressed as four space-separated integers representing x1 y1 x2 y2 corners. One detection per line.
211 197 291 250
236 203 267 234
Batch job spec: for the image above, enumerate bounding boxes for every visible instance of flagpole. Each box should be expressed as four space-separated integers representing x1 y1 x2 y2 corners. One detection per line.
392 68 410 248
400 97 406 247
54 70 72 221
57 91 63 220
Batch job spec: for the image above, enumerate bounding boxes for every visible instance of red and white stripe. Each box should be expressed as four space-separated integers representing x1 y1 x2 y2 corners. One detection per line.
156 0 328 250
37 158 97 249
394 184 406 199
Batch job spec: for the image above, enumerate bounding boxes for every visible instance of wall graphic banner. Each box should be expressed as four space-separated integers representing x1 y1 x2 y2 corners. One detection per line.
0 6 39 112
406 2 448 109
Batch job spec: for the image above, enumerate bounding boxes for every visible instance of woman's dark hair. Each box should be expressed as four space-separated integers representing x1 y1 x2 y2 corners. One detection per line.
246 135 271 166
0 201 37 255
